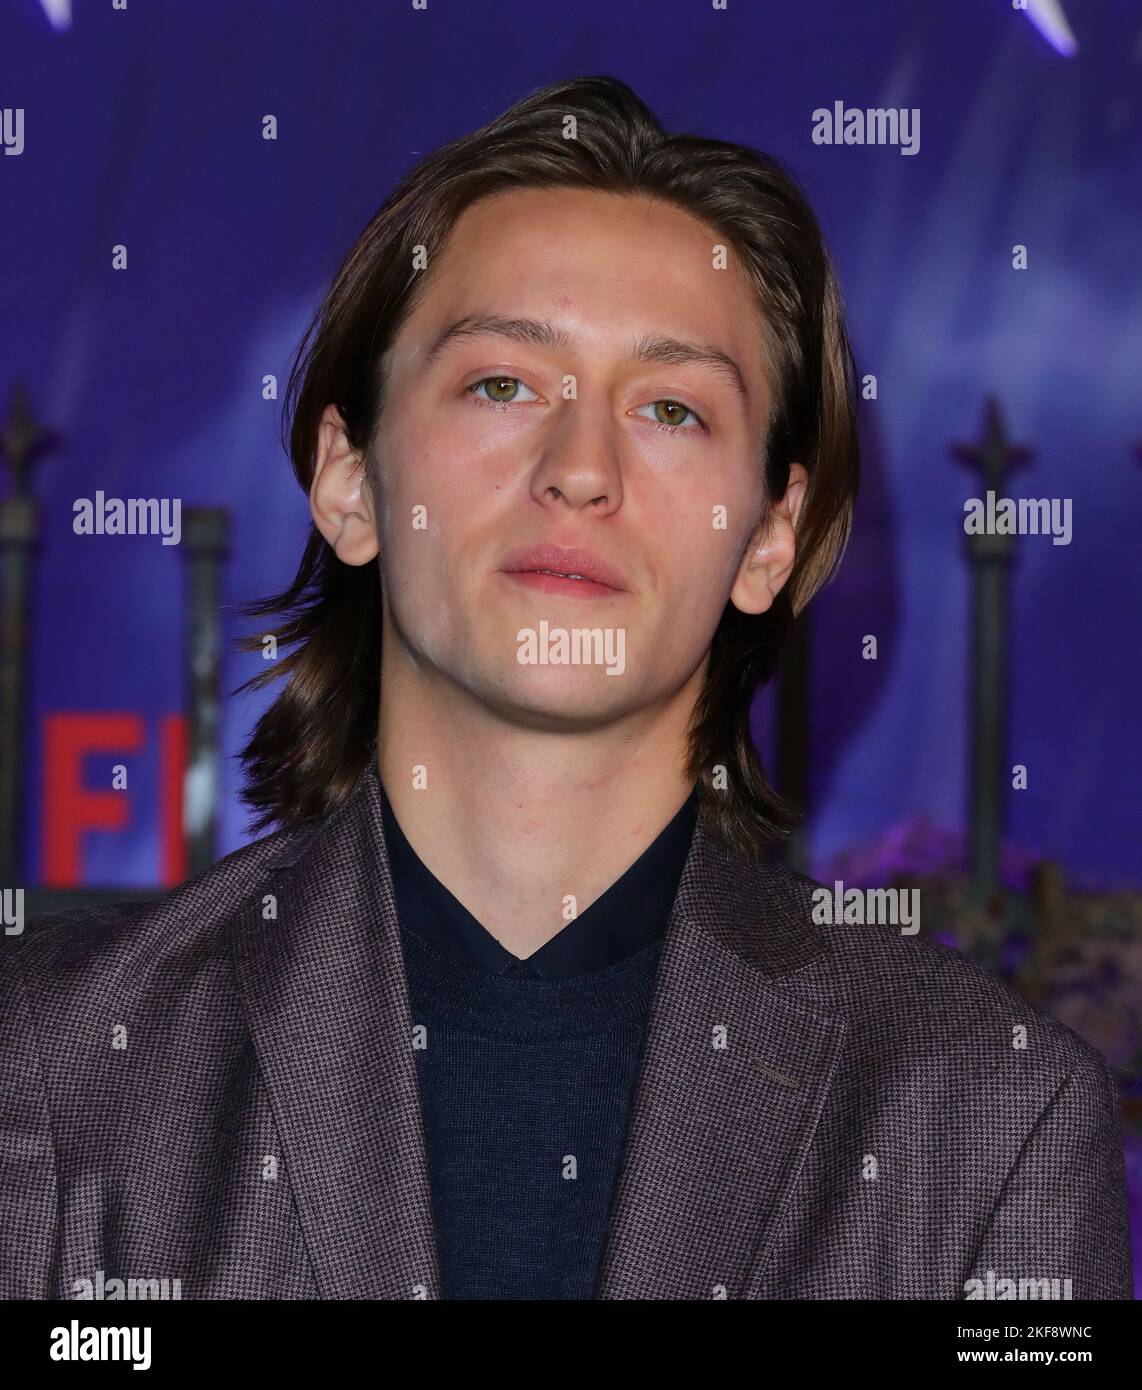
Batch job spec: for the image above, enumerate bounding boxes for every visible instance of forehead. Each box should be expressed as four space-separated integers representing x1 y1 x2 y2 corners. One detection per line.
400 186 768 375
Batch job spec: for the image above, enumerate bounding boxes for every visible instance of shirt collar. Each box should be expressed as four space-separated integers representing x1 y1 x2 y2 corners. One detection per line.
379 782 700 980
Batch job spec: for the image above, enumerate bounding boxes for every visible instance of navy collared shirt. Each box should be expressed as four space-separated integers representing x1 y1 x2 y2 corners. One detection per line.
379 783 700 977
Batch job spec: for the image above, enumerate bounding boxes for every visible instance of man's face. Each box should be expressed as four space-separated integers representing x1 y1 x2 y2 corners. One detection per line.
366 186 775 728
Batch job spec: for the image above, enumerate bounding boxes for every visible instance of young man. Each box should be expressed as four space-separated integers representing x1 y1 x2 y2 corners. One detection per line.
2 77 1131 1301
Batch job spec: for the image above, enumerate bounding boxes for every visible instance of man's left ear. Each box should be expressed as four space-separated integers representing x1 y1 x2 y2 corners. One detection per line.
729 462 809 616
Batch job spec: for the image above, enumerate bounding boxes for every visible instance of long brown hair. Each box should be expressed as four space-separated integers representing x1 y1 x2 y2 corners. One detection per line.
235 75 860 860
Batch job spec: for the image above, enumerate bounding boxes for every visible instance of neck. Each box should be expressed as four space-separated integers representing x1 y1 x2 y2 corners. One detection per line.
376 636 703 960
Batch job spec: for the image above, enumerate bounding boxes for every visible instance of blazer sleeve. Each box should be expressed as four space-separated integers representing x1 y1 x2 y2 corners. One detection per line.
0 943 58 1299
966 1043 1134 1299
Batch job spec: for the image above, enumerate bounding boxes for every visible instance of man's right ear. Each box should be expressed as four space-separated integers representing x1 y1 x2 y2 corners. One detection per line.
309 403 380 566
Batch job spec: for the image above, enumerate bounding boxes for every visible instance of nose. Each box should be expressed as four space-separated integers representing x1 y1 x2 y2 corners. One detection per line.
527 394 624 515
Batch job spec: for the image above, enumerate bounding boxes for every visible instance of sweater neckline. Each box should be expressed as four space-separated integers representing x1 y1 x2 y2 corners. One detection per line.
398 921 665 1040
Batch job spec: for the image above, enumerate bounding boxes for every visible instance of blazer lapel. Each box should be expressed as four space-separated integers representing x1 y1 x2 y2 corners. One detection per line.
232 754 440 1299
596 822 849 1299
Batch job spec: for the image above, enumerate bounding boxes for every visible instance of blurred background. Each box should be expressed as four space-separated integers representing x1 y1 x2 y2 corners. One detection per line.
1 0 1139 1291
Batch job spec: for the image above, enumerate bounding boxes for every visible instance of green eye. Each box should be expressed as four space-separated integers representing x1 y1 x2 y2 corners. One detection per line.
469 376 539 405
635 399 706 432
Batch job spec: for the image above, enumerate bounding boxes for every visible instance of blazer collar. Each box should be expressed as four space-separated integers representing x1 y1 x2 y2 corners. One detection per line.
595 819 849 1298
233 755 847 1299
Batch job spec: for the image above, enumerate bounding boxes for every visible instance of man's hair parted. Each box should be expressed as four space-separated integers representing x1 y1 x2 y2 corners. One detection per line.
234 74 860 861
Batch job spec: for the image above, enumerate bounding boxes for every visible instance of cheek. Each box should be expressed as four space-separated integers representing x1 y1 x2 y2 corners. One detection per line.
648 487 757 638
375 422 457 553
390 406 505 520
659 546 731 639
374 428 488 637
653 480 750 580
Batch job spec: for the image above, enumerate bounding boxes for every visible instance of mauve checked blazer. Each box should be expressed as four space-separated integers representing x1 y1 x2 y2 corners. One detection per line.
1 756 1133 1299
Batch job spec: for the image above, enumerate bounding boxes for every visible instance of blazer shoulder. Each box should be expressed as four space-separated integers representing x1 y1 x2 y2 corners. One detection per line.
6 818 309 1001
773 865 1116 1085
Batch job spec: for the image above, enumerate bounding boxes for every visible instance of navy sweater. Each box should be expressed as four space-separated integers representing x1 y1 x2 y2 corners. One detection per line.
381 784 699 1299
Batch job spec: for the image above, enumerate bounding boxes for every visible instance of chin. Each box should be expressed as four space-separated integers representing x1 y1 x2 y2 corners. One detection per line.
484 671 629 729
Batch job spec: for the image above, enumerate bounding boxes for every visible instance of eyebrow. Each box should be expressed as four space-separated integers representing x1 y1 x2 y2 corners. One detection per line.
423 313 750 404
